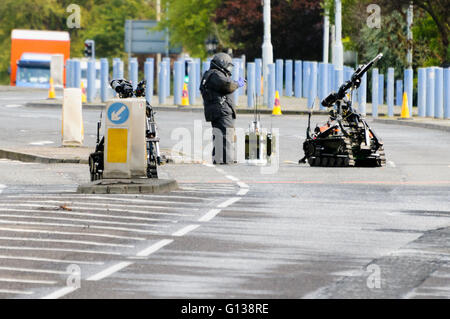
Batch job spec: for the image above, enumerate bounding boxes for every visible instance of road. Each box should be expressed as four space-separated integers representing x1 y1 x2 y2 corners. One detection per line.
0 90 449 299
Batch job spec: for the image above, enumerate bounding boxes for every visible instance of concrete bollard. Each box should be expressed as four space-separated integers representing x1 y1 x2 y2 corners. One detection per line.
444 68 450 119
174 60 182 106
396 80 403 106
387 68 394 117
158 61 167 105
62 88 83 146
318 63 328 110
188 61 196 105
371 68 379 117
434 67 443 119
378 74 384 105
129 58 138 91
307 62 318 109
417 68 426 117
144 58 154 105
247 62 255 108
268 63 276 109
358 72 367 115
87 59 96 103
294 60 302 98
426 67 435 117
404 68 413 115
275 59 283 96
285 60 293 97
255 59 262 97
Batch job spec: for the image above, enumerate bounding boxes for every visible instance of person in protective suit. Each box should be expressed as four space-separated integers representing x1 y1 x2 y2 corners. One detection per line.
200 53 246 164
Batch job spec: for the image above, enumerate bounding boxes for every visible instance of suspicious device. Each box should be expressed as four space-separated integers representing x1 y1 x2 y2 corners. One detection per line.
299 53 386 167
88 79 161 181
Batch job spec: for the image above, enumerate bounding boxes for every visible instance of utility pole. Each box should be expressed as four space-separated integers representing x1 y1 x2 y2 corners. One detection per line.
333 0 344 86
262 0 273 106
406 2 413 68
156 0 161 92
323 8 329 63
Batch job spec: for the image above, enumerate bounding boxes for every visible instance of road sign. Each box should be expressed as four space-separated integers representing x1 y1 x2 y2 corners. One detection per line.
107 102 129 125
124 20 182 55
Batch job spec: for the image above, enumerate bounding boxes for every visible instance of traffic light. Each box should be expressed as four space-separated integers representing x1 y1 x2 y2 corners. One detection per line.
84 40 95 58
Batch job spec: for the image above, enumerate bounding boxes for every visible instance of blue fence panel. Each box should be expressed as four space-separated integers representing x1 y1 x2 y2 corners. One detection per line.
285 60 293 97
294 60 302 98
371 68 379 117
435 67 443 118
307 62 318 109
426 67 435 117
387 68 394 117
417 68 426 117
247 62 255 108
275 59 284 95
396 80 403 106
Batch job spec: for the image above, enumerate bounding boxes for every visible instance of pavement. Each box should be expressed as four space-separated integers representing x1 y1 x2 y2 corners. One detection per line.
0 89 449 300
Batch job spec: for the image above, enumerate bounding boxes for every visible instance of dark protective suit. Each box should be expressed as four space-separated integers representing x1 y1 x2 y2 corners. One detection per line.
200 67 239 164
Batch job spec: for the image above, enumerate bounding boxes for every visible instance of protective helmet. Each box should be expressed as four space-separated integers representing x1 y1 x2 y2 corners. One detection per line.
210 53 234 76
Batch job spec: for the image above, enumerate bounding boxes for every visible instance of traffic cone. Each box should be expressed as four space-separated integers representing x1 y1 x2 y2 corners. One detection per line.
399 92 411 119
47 77 56 99
181 82 189 106
81 81 87 103
272 91 282 115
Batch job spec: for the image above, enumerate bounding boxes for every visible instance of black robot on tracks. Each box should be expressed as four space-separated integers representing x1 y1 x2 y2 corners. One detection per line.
299 53 386 167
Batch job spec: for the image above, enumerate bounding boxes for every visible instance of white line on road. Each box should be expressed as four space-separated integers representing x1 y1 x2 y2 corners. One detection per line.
0 277 57 285
237 188 249 196
0 245 122 256
0 227 145 241
198 209 222 222
54 196 203 206
217 197 241 208
0 289 33 295
0 236 133 248
29 141 54 146
0 184 5 194
0 266 70 275
237 182 249 189
225 175 240 182
136 239 174 257
42 286 78 299
5 104 22 108
87 262 133 281
388 161 396 168
172 224 200 237
0 255 104 265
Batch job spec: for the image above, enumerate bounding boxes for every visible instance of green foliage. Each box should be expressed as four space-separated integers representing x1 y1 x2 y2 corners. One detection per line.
0 0 154 84
157 0 223 59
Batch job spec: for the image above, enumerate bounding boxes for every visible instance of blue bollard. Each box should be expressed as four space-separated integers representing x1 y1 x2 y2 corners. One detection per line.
307 62 318 109
404 68 413 115
268 63 276 109
294 60 302 98
417 68 426 117
426 67 435 117
87 59 96 102
232 58 240 106
396 80 403 106
334 68 343 92
73 60 81 89
163 58 171 98
195 58 201 97
444 68 450 119
387 68 394 117
129 58 138 91
371 68 379 117
435 67 443 118
174 61 182 105
247 62 255 108
358 72 367 115
378 74 384 105
202 61 210 75
113 58 124 79
275 59 283 96
327 64 334 94
285 60 293 97
255 59 262 97
303 61 310 98
144 58 154 105
239 59 245 96
188 61 196 105
158 61 167 105
65 59 72 88
318 63 328 110
100 58 109 102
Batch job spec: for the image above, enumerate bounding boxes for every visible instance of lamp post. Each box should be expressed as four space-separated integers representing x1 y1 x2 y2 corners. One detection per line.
205 35 218 57
262 0 273 106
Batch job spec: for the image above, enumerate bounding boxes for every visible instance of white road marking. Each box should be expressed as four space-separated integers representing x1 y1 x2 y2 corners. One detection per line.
388 161 396 168
0 277 57 285
237 188 249 196
225 175 240 182
5 104 22 108
42 287 78 299
198 209 222 222
237 182 249 189
0 227 145 241
215 168 225 174
172 224 200 237
0 212 167 228
203 163 215 168
52 196 203 206
0 220 160 234
0 289 33 295
0 245 122 256
29 141 54 146
7 193 208 201
0 255 103 265
87 262 133 281
0 266 70 275
0 236 132 248
217 197 240 208
0 184 5 194
136 239 174 257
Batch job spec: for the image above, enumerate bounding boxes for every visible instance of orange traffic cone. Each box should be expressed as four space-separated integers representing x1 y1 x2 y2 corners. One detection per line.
47 77 56 99
399 92 411 120
272 91 282 115
81 81 87 103
181 82 189 106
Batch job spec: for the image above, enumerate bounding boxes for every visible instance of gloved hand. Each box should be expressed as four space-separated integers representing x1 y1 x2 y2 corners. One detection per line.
237 77 246 88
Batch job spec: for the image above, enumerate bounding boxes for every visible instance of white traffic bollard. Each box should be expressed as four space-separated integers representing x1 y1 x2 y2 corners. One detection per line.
62 88 84 146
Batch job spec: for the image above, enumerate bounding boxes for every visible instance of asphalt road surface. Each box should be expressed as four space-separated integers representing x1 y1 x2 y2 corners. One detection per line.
0 90 449 299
